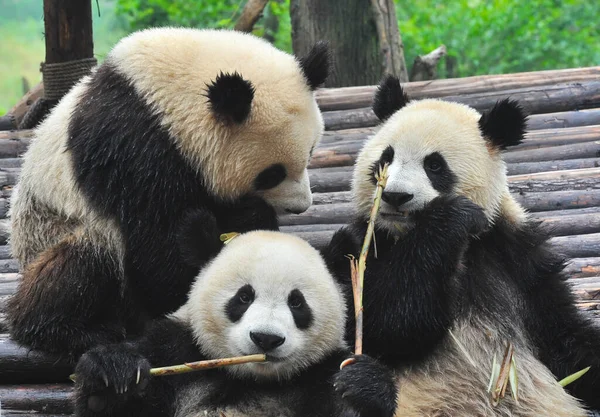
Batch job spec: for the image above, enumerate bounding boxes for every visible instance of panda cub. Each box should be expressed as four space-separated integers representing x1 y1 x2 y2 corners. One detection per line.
8 28 330 358
74 226 397 417
324 76 600 416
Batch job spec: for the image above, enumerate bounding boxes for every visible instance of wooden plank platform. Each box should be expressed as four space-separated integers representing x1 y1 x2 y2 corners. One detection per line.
0 67 599 415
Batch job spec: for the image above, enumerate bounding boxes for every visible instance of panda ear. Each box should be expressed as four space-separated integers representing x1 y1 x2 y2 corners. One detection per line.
372 75 410 121
206 71 255 124
478 99 528 150
298 41 331 90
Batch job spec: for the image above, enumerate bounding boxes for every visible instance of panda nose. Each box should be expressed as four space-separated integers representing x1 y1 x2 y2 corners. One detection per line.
381 192 414 208
250 332 285 351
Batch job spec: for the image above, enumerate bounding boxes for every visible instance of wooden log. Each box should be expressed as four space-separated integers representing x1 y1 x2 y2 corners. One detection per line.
322 81 600 131
0 334 73 384
320 109 600 143
233 0 269 32
5 83 44 128
315 66 600 111
508 158 600 176
0 383 72 414
0 130 33 159
566 258 600 278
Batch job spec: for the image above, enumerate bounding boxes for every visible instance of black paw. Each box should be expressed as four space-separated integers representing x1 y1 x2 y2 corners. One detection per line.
321 227 360 274
177 208 222 267
219 195 278 232
334 355 397 417
421 195 488 236
74 344 151 414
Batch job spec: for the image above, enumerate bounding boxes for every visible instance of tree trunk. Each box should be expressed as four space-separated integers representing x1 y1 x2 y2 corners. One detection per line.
370 0 409 82
234 0 269 32
290 0 403 87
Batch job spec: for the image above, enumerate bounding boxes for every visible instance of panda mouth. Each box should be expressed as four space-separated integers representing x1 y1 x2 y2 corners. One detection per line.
379 211 411 220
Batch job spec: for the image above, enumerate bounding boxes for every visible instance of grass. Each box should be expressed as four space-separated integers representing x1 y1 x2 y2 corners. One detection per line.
0 1 128 115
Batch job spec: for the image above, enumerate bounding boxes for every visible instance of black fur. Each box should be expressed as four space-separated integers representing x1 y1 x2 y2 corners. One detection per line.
74 317 395 417
323 196 600 409
206 71 255 124
334 355 398 417
288 289 313 330
423 152 457 193
369 146 395 185
324 195 488 364
225 284 255 322
478 99 528 150
255 164 287 191
298 41 331 90
372 75 410 122
6 62 279 358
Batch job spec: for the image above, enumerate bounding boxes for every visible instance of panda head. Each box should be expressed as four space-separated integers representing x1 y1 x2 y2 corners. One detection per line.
353 75 528 233
108 28 331 214
174 231 347 381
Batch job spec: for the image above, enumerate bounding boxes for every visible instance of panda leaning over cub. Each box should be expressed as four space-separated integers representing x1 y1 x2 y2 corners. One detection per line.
73 218 397 417
8 28 331 358
323 75 600 416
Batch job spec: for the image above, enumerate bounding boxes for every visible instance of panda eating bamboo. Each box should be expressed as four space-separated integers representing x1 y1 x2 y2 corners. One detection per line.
323 75 600 416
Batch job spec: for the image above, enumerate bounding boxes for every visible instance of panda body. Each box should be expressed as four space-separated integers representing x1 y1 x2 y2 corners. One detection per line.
323 77 600 416
7 28 330 358
73 230 398 417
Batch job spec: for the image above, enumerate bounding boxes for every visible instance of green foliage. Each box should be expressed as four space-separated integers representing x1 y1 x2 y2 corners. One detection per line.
395 0 600 78
115 0 292 52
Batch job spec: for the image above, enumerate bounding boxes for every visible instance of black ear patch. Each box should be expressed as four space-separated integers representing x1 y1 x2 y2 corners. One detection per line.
206 71 255 124
298 41 331 90
478 99 528 150
372 75 411 122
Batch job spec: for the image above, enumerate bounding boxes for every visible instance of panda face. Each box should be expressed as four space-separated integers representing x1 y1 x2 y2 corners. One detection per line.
354 97 524 233
109 28 329 215
175 231 346 380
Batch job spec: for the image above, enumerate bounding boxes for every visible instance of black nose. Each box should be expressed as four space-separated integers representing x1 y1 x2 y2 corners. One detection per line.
250 332 285 351
381 192 414 208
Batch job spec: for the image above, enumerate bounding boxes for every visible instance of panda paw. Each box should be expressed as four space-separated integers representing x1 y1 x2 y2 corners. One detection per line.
334 354 397 417
220 195 279 232
74 344 151 415
422 195 488 237
177 208 223 267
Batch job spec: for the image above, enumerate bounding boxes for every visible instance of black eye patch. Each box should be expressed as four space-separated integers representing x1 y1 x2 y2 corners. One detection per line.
288 289 313 330
423 152 456 193
225 284 255 322
369 145 395 185
254 164 287 191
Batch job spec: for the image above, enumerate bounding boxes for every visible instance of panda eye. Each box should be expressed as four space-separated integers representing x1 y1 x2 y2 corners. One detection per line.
289 297 303 309
239 292 252 304
427 160 442 172
254 164 287 191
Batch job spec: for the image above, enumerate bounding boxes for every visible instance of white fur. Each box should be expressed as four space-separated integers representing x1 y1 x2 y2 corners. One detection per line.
353 99 527 234
173 231 347 381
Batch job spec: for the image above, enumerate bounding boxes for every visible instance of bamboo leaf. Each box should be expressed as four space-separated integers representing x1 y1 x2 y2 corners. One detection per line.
558 366 591 387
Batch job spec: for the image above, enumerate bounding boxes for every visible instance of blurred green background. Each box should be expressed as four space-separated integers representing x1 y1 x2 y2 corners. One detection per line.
1 0 599 114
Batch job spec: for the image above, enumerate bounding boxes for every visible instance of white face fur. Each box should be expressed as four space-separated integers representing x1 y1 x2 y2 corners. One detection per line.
173 231 347 381
353 98 527 233
108 28 328 214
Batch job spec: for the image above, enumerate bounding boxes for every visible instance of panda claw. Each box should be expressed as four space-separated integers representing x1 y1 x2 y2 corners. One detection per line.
102 373 109 388
136 367 141 385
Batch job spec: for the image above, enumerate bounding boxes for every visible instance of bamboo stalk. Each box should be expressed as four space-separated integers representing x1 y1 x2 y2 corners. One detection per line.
69 354 267 382
348 164 389 356
149 354 266 376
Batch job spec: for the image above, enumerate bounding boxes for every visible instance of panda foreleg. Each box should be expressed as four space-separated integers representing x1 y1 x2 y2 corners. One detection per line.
360 195 488 360
6 233 126 358
525 276 600 409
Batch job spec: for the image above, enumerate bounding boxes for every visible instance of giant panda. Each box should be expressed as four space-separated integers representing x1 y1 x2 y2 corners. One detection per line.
7 27 331 359
323 75 600 416
73 225 397 417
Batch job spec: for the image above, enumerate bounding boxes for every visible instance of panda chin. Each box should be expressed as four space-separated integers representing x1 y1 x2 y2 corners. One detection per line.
378 211 415 233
